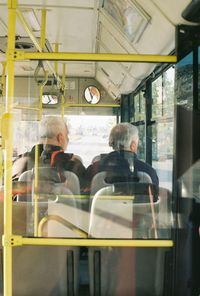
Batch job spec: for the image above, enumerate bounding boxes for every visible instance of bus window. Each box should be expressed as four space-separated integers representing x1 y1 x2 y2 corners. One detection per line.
152 67 175 190
13 116 39 158
65 115 116 167
134 91 146 161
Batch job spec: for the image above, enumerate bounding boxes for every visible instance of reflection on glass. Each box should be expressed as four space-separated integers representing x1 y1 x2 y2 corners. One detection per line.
66 115 116 167
175 52 193 109
178 159 200 200
151 67 175 190
103 0 149 42
13 120 39 157
42 94 58 105
84 86 101 104
89 184 172 239
134 91 145 121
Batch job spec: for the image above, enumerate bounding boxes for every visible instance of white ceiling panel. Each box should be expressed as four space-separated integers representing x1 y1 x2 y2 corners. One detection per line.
96 69 120 100
44 8 95 52
0 0 195 97
150 0 191 24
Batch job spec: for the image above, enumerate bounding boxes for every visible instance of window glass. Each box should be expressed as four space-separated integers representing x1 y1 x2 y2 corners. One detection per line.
152 76 162 118
198 46 200 110
163 67 175 117
152 67 175 190
137 124 145 161
134 91 145 122
13 114 116 169
66 115 116 167
175 52 193 109
134 91 146 161
13 120 39 157
103 0 150 43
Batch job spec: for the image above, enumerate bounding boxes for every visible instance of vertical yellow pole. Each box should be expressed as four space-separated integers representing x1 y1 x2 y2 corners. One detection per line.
33 144 39 236
40 9 46 50
39 85 43 120
61 63 66 118
1 62 6 99
0 62 6 186
4 1 17 295
35 8 47 233
54 43 59 75
39 9 47 121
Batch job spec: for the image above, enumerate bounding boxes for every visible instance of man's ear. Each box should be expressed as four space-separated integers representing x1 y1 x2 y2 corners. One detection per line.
130 141 137 153
57 133 63 144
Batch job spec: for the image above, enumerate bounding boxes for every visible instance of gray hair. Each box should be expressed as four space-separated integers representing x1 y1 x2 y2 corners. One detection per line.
109 123 139 151
39 116 68 139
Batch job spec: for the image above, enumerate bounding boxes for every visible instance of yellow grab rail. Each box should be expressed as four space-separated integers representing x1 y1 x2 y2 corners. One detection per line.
14 51 177 63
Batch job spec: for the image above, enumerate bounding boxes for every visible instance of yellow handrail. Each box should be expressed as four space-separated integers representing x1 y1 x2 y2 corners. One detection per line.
38 215 88 238
4 1 17 294
15 51 177 63
3 236 174 248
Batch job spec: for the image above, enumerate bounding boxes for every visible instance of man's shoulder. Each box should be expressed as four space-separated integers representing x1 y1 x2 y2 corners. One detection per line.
135 158 158 186
136 158 154 169
100 151 119 163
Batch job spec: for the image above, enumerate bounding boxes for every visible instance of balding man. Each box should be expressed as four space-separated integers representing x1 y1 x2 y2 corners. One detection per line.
12 116 86 187
86 122 158 188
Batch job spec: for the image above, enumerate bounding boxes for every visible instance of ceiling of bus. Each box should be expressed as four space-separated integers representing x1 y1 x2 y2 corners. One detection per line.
0 0 193 100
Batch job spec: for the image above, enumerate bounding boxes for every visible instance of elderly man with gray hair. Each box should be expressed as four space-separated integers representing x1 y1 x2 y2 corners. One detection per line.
12 116 86 188
86 122 158 188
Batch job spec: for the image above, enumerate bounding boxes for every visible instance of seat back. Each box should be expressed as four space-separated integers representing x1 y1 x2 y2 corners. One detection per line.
0 200 82 296
89 182 159 239
90 171 152 196
17 167 80 201
88 186 173 296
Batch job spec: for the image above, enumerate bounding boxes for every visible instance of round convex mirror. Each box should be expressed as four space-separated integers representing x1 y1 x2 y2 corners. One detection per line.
84 86 100 104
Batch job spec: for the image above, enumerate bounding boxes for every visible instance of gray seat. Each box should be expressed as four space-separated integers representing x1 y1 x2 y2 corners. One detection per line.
17 167 89 233
0 200 83 296
90 170 152 196
89 183 159 239
17 167 80 201
88 185 173 296
0 199 85 295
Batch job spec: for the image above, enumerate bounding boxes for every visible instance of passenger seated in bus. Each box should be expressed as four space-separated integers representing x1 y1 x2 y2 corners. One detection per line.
85 122 159 190
12 116 86 189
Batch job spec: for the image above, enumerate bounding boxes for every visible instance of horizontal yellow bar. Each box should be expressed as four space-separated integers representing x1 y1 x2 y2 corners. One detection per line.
15 51 177 63
53 194 89 199
14 105 40 111
64 103 120 108
20 237 173 247
30 194 134 200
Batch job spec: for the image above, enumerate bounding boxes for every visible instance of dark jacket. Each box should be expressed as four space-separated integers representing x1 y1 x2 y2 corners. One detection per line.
12 144 86 188
86 150 159 188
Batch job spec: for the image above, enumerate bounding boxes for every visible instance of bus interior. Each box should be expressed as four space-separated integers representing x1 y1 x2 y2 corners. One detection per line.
0 0 200 295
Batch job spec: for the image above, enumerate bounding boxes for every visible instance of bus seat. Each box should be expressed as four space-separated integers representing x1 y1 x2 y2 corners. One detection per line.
89 183 159 239
17 167 87 232
12 245 79 296
88 185 172 296
17 167 80 201
0 201 27 248
0 201 82 296
90 171 152 196
89 185 172 239
91 153 108 164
